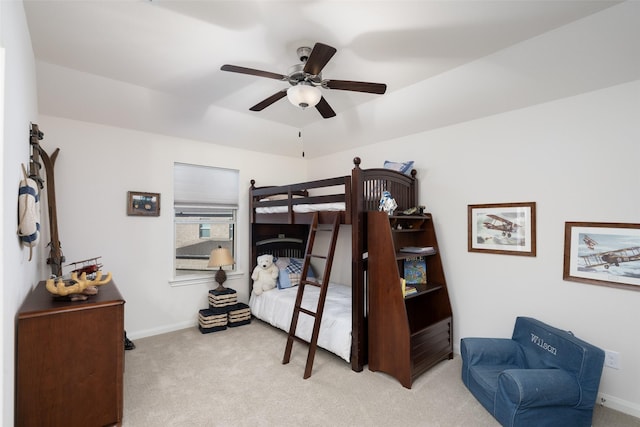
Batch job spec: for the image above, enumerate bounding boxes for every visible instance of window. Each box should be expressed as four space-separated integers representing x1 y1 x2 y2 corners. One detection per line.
199 224 210 238
173 163 239 278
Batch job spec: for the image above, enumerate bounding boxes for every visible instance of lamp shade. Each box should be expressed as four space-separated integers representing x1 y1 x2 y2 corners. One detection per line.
287 82 321 109
207 247 234 268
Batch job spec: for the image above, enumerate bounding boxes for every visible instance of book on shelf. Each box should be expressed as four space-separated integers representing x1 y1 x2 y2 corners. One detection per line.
399 246 435 255
403 257 427 285
400 278 418 297
404 285 418 297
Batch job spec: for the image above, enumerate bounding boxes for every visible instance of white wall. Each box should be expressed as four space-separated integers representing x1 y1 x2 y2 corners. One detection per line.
38 115 306 339
307 80 640 416
0 2 42 425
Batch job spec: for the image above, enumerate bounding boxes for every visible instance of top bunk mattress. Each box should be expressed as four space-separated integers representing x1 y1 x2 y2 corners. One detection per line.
255 202 346 214
249 282 352 362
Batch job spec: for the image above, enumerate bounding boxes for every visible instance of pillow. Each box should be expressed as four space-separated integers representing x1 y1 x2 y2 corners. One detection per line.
384 160 414 175
274 257 290 270
276 257 316 289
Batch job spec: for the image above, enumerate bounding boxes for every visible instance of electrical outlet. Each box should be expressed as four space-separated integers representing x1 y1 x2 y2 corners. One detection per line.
604 350 621 369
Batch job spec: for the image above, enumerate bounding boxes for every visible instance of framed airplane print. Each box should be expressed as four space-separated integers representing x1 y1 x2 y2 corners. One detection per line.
563 222 640 292
468 202 536 256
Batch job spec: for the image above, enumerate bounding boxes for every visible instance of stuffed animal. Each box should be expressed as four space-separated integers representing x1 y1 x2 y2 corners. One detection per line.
251 254 280 296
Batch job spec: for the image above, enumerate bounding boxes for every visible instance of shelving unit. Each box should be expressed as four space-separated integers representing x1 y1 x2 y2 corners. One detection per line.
367 211 453 388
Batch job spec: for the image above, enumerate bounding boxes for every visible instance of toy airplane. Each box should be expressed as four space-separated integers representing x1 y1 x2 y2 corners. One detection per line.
66 256 103 277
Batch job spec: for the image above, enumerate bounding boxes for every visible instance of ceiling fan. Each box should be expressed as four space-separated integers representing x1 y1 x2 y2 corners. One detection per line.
221 42 387 119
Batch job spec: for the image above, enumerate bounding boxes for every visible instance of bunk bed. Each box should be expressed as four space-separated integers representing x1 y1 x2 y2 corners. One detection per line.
249 157 418 372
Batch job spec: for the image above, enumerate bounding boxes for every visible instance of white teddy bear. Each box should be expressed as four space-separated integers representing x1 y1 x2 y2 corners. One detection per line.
251 254 280 296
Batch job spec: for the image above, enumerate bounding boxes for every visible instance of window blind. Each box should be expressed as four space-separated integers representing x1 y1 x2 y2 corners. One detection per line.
174 162 239 208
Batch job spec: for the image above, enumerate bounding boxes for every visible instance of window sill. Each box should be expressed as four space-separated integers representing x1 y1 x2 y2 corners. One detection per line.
169 270 244 287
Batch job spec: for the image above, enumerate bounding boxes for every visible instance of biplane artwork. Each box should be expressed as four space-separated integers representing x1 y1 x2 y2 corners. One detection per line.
580 247 640 270
564 222 640 291
468 202 536 256
483 214 521 238
583 235 598 250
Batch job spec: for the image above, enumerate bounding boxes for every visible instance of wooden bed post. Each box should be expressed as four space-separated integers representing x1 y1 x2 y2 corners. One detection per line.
410 169 418 207
249 180 256 224
350 157 366 372
249 179 256 294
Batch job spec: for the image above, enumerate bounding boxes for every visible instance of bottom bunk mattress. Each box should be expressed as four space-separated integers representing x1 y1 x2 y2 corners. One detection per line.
249 282 352 362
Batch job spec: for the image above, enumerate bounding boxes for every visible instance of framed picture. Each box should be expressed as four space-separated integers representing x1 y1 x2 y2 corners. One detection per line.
127 191 160 216
468 202 536 256
563 222 640 291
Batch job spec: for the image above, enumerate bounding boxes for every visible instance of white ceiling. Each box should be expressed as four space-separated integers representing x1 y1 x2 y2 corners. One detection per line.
23 0 638 158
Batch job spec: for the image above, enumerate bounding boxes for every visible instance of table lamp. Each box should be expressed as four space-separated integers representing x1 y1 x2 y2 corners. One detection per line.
207 246 235 291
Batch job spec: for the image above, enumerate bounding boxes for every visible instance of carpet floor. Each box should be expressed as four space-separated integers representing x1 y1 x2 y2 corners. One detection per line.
123 320 640 427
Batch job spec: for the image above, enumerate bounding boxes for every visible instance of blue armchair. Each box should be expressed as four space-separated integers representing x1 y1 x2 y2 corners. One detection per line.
461 317 605 427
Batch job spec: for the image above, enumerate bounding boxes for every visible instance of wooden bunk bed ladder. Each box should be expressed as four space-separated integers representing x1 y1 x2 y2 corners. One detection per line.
282 212 340 379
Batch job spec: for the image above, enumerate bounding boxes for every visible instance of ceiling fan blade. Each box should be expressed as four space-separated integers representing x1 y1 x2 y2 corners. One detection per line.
303 43 337 76
249 90 287 111
315 97 336 119
325 80 387 94
221 64 286 81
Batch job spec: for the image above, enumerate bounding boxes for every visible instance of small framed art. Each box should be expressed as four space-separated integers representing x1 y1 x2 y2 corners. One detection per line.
468 202 536 256
127 191 160 216
563 222 640 292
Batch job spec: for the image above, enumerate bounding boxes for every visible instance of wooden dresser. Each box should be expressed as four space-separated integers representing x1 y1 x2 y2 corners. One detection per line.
16 280 125 427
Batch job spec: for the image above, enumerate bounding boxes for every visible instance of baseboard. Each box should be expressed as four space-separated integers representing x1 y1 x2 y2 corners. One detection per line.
597 393 640 419
126 320 196 341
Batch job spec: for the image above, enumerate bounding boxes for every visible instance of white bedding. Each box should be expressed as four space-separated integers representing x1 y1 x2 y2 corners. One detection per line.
255 202 346 214
249 282 352 362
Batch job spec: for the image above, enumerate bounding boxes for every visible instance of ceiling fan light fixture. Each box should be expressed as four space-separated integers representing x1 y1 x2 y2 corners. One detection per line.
287 82 321 109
